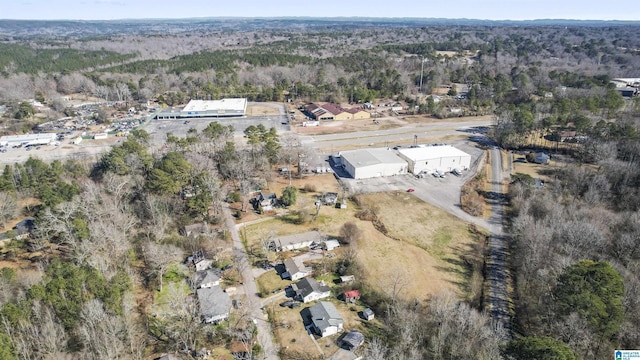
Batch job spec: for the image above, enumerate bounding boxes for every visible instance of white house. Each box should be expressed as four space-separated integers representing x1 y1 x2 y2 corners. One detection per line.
305 301 344 337
282 257 311 281
292 278 331 303
322 239 341 251
397 145 471 175
339 148 407 179
272 231 322 252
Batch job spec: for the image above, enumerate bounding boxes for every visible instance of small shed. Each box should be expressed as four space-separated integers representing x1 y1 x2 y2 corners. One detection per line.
344 290 360 303
323 239 341 251
340 275 355 284
340 331 365 351
534 152 550 165
362 308 375 321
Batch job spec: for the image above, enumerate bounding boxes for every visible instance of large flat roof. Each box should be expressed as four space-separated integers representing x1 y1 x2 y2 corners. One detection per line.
340 148 406 167
182 98 247 113
398 145 469 160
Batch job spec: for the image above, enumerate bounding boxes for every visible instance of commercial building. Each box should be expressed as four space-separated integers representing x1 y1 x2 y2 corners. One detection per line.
303 102 370 121
0 133 57 148
397 145 471 174
339 148 407 179
155 98 247 119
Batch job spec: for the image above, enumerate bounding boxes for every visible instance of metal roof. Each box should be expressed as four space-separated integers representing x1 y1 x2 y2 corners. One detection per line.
182 98 247 112
340 148 406 168
397 145 469 161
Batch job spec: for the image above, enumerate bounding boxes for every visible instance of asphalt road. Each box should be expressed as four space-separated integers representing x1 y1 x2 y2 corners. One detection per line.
487 147 512 338
224 207 279 360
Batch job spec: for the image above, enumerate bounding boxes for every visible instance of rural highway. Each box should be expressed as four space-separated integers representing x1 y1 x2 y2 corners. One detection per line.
223 207 279 360
487 147 512 337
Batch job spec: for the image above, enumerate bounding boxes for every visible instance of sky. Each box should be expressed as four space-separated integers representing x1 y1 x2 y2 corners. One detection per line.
3 0 639 21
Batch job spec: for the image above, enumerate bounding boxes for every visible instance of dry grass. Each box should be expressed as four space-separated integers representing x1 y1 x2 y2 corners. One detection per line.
256 270 291 296
353 193 482 301
268 299 366 358
293 117 401 136
512 156 559 182
246 104 280 116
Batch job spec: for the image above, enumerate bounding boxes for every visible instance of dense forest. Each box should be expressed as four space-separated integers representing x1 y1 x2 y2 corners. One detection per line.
1 18 640 359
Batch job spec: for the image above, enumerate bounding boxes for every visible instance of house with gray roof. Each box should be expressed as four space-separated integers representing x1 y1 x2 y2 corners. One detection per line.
291 277 331 303
271 231 322 252
282 257 311 281
303 301 344 337
196 286 232 324
191 269 220 289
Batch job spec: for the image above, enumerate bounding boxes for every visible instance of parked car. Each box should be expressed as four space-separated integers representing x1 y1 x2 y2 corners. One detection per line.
407 188 415 193
280 300 296 308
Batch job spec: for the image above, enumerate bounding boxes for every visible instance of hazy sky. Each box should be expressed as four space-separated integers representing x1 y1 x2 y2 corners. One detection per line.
3 0 639 21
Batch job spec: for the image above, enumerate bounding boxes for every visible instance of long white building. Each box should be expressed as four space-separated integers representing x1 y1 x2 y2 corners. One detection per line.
155 98 248 119
0 133 57 147
180 98 247 118
340 148 407 179
397 145 471 174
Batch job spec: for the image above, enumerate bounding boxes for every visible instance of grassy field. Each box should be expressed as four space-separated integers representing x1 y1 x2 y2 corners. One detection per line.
244 185 484 303
256 270 291 296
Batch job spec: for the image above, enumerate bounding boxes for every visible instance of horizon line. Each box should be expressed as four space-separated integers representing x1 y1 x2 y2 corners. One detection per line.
1 16 639 23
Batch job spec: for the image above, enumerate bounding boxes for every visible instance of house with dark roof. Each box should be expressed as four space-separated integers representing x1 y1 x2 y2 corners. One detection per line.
303 301 344 337
197 286 232 324
282 257 311 281
291 277 331 303
254 192 277 212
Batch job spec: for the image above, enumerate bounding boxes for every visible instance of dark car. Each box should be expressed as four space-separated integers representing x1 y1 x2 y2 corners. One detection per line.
280 300 296 308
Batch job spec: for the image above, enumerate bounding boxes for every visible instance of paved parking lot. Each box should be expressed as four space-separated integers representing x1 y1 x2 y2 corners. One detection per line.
337 142 491 229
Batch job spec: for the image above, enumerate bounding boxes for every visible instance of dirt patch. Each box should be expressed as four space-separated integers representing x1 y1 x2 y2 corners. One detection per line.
292 117 400 136
246 105 280 116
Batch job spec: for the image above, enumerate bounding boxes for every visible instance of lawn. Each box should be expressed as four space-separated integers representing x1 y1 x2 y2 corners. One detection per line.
256 270 291 297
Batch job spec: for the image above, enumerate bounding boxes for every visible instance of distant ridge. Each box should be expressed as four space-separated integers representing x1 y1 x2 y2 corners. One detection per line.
1 17 638 38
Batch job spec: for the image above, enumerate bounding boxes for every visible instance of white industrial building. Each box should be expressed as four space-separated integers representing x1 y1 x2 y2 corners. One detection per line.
0 133 57 147
397 145 471 174
339 148 407 179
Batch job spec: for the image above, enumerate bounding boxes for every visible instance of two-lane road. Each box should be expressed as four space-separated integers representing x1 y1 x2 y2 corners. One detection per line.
487 147 512 338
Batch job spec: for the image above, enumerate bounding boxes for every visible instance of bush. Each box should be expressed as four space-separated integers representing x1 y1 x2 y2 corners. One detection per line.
302 183 317 193
280 186 298 207
228 191 241 203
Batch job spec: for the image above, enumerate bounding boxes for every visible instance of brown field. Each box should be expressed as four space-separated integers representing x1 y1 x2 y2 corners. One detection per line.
293 117 401 136
246 104 281 116
256 270 292 296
